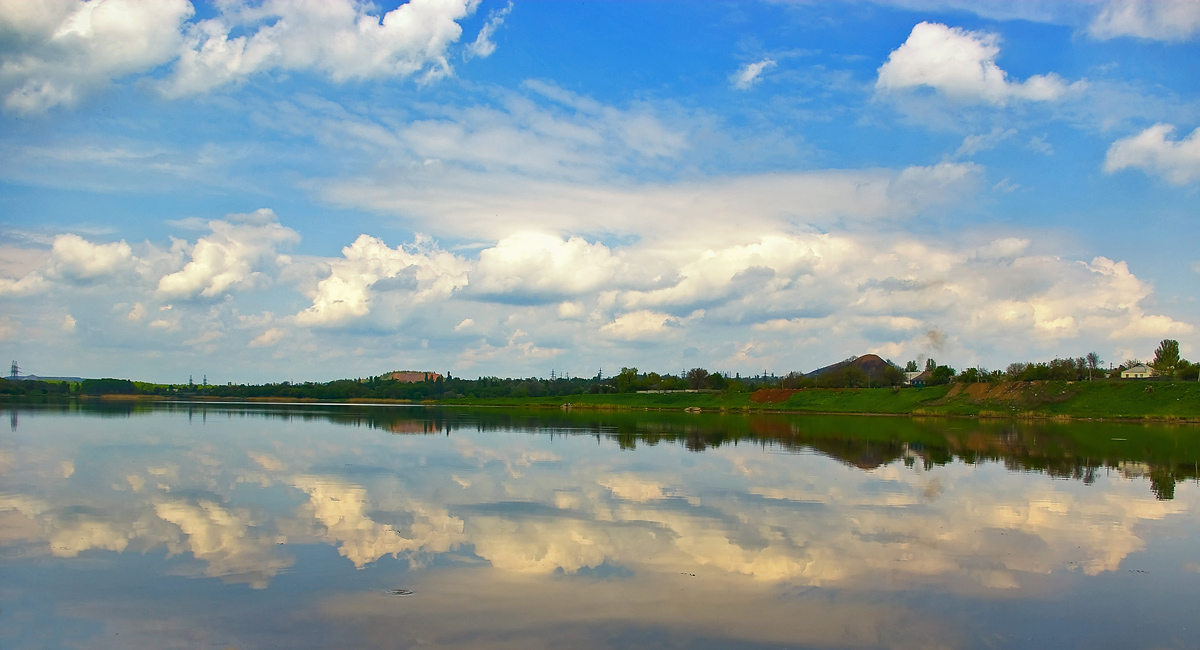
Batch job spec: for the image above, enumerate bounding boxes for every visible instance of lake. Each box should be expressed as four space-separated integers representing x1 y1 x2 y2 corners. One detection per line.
2 402 1198 649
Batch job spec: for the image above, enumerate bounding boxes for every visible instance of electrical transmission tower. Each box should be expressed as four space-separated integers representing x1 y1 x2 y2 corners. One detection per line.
9 361 18 379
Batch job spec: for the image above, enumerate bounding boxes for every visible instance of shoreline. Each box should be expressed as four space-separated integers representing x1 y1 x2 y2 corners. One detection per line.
6 387 1198 424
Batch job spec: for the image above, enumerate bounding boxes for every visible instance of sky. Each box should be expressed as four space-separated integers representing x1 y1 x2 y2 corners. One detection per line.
0 0 1198 384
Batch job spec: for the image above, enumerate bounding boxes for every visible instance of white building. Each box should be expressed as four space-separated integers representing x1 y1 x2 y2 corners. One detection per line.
1121 363 1153 379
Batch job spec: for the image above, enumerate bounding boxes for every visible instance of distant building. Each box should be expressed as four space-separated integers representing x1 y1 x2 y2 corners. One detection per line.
385 371 443 383
904 371 923 385
908 370 932 387
1121 364 1153 379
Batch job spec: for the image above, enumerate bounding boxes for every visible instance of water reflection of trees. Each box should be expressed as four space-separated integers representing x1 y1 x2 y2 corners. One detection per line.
6 401 1198 500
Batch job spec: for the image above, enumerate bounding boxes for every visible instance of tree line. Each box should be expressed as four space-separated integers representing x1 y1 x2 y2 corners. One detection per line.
1 340 1193 400
953 340 1197 384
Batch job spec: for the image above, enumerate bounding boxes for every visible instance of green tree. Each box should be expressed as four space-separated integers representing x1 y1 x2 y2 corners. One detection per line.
904 360 918 372
616 367 639 393
930 365 955 386
686 368 710 389
1085 352 1101 380
1152 339 1180 377
925 358 936 371
780 371 807 389
881 365 905 386
844 366 868 388
80 378 136 395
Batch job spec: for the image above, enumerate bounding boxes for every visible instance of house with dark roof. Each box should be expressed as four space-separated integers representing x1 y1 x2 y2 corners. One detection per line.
907 370 933 387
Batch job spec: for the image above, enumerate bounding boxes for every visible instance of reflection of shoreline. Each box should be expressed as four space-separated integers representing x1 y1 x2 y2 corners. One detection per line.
5 401 1199 499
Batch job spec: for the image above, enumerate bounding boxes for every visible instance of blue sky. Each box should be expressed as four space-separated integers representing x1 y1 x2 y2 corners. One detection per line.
1 0 1198 383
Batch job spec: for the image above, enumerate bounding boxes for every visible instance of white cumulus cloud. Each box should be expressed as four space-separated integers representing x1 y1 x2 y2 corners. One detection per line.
876 22 1081 105
0 0 488 113
601 310 680 341
164 0 479 96
295 233 469 327
44 233 135 281
459 328 563 366
0 232 136 295
0 0 194 113
471 233 626 301
0 273 48 297
1104 124 1200 185
1090 0 1200 41
157 208 299 299
624 234 836 311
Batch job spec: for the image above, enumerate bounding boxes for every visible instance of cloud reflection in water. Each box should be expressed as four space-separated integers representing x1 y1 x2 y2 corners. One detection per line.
1 405 1197 649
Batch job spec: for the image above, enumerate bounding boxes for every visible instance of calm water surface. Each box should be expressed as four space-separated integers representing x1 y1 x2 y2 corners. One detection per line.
2 402 1199 649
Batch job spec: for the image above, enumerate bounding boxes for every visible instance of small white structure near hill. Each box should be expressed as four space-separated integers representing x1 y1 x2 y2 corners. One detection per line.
1121 363 1153 379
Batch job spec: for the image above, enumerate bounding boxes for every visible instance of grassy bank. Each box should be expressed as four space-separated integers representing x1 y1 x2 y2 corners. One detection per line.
438 380 1200 421
31 379 1200 421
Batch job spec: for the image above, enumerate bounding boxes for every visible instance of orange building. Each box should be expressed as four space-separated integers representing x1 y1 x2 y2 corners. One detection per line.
385 370 443 383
